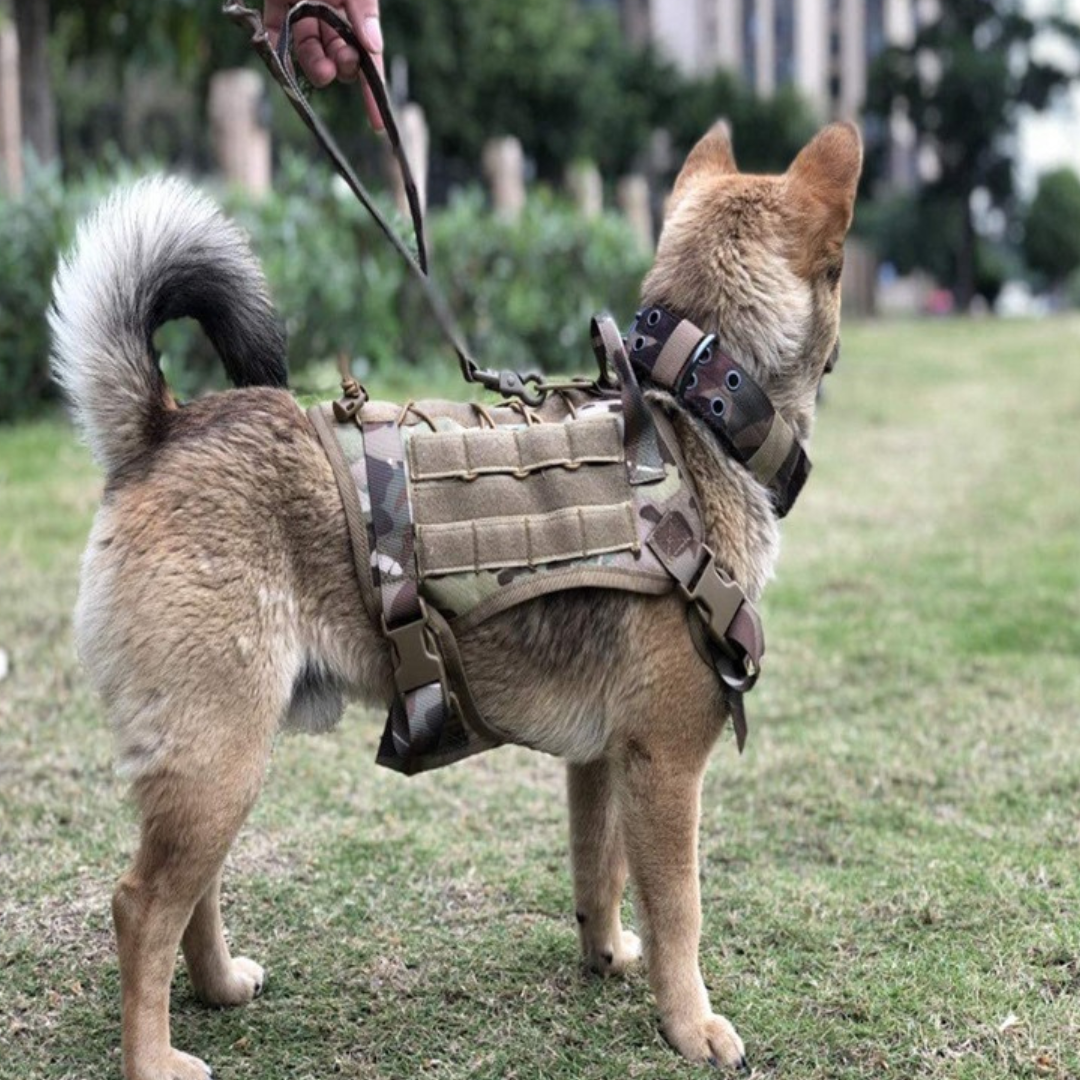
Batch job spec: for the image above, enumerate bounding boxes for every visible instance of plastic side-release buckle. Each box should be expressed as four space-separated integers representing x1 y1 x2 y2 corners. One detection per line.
679 546 744 646
382 598 447 695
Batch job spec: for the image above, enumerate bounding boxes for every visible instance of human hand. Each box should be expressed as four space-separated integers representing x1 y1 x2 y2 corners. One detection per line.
263 0 385 131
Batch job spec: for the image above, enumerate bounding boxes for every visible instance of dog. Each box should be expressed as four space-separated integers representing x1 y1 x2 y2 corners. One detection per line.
49 120 861 1079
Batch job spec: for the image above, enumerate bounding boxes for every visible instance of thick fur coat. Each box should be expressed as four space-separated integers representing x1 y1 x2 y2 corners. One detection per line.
50 122 861 1079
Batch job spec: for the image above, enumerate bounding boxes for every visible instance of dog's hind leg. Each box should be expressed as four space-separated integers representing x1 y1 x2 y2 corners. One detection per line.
182 870 264 1007
567 760 641 975
112 698 277 1080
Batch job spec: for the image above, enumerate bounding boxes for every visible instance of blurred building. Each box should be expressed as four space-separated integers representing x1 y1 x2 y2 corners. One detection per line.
618 1 946 190
620 0 940 121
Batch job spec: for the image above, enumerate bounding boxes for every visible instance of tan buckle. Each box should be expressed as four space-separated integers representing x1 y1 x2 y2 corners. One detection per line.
680 547 744 644
383 599 446 694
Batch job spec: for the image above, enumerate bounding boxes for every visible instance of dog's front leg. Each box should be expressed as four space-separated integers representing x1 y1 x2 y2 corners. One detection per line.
567 760 641 975
616 736 747 1071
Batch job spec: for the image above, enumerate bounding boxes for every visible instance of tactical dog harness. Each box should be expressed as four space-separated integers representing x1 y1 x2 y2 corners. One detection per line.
229 1 812 774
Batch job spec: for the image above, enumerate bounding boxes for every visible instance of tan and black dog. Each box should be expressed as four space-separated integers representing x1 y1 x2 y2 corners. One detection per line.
49 121 861 1079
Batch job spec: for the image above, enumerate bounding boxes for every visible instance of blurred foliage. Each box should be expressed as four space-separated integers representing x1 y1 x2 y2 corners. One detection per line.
45 0 812 186
1023 168 1080 288
425 186 651 372
865 0 1080 306
0 159 149 421
0 154 650 421
851 192 1012 305
666 73 816 177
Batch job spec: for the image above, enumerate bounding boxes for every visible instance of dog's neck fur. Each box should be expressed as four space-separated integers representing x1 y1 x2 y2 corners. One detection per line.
633 121 863 599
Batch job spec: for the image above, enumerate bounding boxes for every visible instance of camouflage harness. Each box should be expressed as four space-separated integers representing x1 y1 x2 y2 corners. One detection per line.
308 310 809 775
227 2 812 774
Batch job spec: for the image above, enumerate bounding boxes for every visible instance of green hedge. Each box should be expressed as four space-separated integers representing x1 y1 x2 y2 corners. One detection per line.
0 154 651 421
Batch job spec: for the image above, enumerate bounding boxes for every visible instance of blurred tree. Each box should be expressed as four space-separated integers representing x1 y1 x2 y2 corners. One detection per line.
667 70 816 175
384 0 814 184
49 0 254 172
1023 167 1080 287
41 0 816 193
381 0 676 181
865 0 1080 309
14 0 58 164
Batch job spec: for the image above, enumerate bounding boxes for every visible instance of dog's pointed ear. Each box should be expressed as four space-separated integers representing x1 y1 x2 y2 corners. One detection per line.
670 120 738 209
786 122 863 256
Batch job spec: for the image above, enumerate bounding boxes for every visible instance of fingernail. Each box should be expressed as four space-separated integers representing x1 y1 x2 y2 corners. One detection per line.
364 16 383 54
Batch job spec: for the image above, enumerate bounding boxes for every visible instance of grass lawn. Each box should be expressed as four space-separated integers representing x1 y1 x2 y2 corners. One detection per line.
1 317 1078 1080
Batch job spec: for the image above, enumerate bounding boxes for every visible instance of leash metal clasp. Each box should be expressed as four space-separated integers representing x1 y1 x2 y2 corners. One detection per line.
473 367 547 407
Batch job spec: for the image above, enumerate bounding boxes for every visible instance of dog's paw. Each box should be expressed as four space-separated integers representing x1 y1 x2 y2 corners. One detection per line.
663 1012 747 1071
127 1047 213 1080
586 929 642 976
196 956 265 1007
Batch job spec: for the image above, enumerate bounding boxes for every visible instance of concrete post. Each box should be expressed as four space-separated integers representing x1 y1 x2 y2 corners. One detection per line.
566 160 602 220
794 0 829 117
839 0 867 120
208 69 271 198
716 0 743 73
389 101 428 217
0 22 21 196
754 0 776 97
482 136 526 222
617 174 653 252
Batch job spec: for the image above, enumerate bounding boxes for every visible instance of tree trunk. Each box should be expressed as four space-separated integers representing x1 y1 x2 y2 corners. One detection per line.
13 0 56 166
955 196 976 313
0 18 23 194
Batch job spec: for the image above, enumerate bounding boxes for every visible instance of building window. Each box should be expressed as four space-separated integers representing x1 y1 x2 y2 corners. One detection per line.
867 0 886 57
775 0 796 86
742 0 758 89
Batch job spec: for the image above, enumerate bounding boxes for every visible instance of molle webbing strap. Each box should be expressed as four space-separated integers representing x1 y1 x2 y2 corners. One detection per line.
625 306 810 517
407 417 623 481
415 503 638 577
362 418 455 773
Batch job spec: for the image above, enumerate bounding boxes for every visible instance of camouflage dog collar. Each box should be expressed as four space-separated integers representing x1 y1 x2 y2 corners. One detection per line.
624 306 810 517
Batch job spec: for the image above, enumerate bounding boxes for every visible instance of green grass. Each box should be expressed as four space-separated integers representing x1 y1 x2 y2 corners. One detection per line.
1 318 1079 1080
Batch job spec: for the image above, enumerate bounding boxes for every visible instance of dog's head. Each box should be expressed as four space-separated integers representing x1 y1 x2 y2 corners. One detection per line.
642 122 862 442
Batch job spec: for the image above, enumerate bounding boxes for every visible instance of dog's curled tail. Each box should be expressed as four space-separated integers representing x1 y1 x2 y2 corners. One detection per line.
49 177 287 475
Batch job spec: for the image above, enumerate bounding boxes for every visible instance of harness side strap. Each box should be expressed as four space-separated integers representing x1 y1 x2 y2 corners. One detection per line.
362 417 453 768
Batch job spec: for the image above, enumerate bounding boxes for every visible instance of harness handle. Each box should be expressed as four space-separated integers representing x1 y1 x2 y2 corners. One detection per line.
223 1 562 406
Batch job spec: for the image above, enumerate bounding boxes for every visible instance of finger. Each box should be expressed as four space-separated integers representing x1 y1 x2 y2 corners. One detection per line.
263 0 287 44
346 0 382 58
321 18 361 82
294 14 337 86
361 80 384 133
346 0 386 131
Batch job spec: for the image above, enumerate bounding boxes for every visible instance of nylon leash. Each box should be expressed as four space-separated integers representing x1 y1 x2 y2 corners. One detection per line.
224 0 575 406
